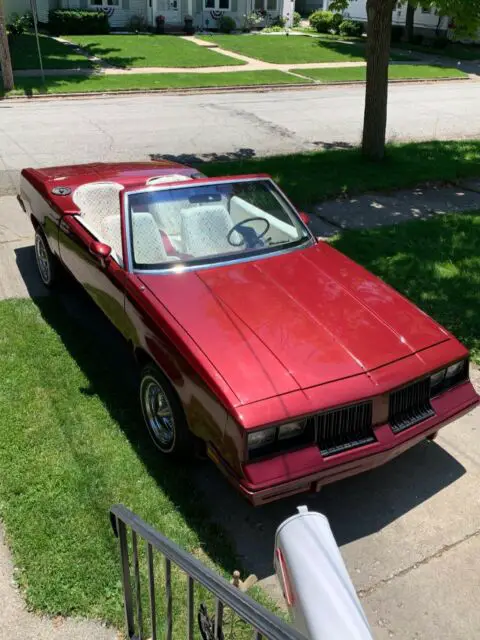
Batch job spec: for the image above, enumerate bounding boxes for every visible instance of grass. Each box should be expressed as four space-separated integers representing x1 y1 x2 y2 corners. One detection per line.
200 33 413 63
0 293 276 631
331 213 480 364
200 140 480 207
293 64 468 82
63 34 245 68
393 40 480 61
9 33 93 70
3 70 310 96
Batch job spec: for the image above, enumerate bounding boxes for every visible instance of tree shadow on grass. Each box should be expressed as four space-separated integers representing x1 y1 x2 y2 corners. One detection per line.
65 41 145 68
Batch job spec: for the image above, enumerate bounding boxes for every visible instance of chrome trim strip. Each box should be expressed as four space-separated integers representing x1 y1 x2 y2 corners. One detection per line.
122 176 314 275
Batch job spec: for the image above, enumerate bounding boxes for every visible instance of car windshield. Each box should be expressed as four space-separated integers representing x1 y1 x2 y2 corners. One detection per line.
126 178 311 270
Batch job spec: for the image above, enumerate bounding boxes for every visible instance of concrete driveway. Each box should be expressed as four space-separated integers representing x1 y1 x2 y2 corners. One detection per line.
1 192 479 639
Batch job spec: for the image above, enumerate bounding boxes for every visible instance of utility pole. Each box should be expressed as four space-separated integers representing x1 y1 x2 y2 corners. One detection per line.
0 0 14 91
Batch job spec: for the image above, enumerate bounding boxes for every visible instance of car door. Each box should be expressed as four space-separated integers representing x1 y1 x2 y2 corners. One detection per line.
58 213 130 338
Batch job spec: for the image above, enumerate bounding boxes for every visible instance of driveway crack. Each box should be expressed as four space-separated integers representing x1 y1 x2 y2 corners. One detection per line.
358 528 480 599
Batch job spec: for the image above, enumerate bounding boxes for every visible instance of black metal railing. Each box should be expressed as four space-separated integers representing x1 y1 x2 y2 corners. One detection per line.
110 504 305 640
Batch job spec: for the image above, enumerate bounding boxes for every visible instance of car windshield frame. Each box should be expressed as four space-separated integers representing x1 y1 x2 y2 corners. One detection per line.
123 176 315 274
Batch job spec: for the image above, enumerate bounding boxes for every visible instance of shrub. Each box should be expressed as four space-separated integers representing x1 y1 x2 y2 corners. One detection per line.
410 33 424 45
262 25 285 32
48 9 110 35
339 19 363 38
433 36 449 49
293 11 301 27
218 15 236 33
7 12 33 36
331 13 344 34
391 25 404 42
126 14 149 32
271 15 287 27
309 10 333 33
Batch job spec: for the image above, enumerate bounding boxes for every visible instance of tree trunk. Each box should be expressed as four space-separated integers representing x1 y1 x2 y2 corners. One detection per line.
405 2 415 42
361 0 395 161
0 0 14 92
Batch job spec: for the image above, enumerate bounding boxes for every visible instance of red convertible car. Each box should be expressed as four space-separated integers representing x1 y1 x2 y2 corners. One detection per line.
19 161 479 505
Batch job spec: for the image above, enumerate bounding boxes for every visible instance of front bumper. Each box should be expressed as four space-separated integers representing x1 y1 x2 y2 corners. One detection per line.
209 381 479 506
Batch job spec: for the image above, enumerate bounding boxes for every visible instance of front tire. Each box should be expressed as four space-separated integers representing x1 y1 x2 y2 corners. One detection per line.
34 229 57 288
139 364 192 456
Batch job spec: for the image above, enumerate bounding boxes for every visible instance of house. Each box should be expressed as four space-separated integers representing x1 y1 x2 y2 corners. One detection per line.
5 0 294 31
296 0 449 37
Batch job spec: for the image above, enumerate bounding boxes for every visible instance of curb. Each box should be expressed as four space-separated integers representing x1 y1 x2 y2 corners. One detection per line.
1 75 469 101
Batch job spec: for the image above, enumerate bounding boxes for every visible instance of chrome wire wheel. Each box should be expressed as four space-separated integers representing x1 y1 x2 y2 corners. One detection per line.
141 375 176 452
35 231 51 286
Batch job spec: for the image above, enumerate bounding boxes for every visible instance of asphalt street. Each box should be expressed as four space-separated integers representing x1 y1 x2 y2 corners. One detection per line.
1 81 480 195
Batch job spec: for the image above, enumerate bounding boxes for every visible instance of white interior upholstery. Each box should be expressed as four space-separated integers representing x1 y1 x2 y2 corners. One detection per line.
180 205 239 257
230 195 297 241
73 181 124 262
73 181 123 229
101 215 123 262
149 200 183 236
132 211 168 265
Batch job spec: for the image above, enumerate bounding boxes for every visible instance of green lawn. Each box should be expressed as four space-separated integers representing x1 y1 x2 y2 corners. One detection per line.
3 70 309 96
9 33 93 70
200 140 480 207
64 34 245 68
199 33 413 63
0 294 275 632
293 64 468 82
393 41 480 61
332 213 480 364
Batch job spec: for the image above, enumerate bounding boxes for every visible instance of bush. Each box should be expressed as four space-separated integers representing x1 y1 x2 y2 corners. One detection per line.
271 15 287 27
433 36 449 49
262 25 285 32
126 14 149 32
48 9 110 35
293 11 301 27
309 10 333 33
391 25 404 43
331 13 344 34
410 33 424 45
218 15 236 33
339 19 363 38
7 12 33 36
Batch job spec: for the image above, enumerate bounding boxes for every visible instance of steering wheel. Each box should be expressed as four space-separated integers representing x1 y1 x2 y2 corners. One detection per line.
227 217 270 248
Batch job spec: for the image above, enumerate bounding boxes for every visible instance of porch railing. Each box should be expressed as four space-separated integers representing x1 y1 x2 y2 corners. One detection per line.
110 504 305 640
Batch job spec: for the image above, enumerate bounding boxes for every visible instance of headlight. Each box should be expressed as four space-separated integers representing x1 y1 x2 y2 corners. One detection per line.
278 421 306 440
248 427 275 450
445 361 466 381
430 369 446 393
430 360 468 397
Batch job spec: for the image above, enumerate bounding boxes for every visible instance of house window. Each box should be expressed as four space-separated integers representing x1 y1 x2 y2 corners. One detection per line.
89 0 119 6
421 7 431 13
255 0 277 10
204 0 230 9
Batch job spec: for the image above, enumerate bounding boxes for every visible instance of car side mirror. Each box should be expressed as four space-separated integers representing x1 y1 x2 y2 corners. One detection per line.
299 212 310 225
89 240 111 268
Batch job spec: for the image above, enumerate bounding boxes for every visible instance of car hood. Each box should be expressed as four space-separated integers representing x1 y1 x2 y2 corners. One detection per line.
139 243 449 405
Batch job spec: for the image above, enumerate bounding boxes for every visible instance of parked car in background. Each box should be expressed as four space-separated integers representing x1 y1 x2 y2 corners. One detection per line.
19 161 479 505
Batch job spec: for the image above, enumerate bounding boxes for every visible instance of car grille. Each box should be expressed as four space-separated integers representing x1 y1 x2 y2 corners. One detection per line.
389 378 435 434
314 401 375 457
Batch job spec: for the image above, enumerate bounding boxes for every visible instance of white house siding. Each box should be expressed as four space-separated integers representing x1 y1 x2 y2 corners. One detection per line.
342 1 448 35
5 0 31 20
62 0 147 28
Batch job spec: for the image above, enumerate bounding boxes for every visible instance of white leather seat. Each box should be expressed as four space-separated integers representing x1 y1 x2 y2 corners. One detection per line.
100 214 123 263
131 211 168 265
180 205 240 258
73 182 123 235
